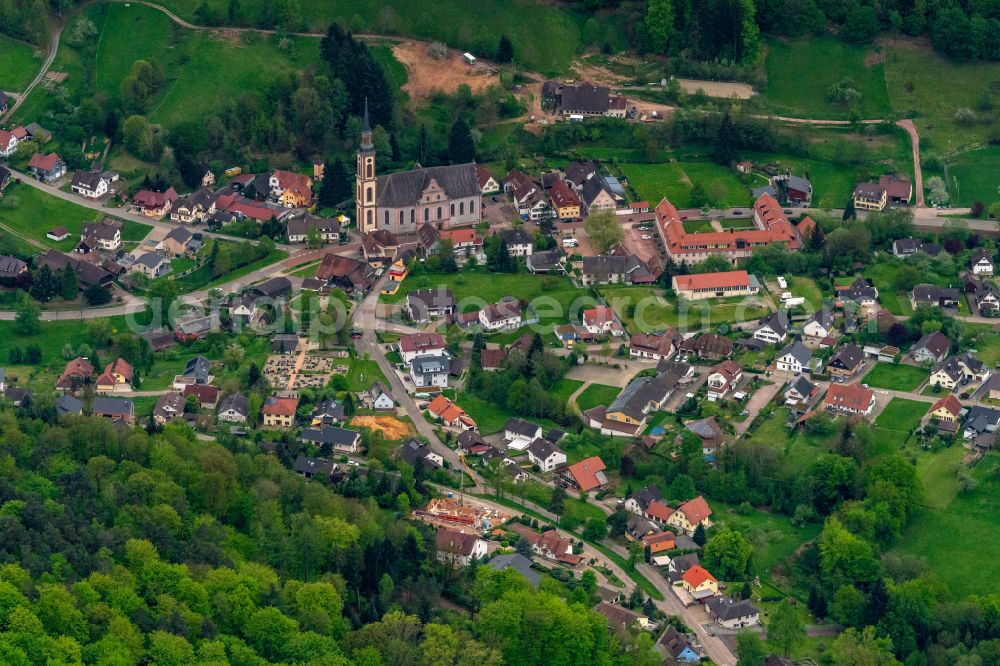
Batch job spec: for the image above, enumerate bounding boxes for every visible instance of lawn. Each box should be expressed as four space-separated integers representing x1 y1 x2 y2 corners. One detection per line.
742 407 840 473
885 41 1000 151
873 397 927 431
764 36 892 120
786 276 824 310
965 324 1000 366
574 383 621 412
549 378 584 404
621 162 750 208
456 390 560 435
893 451 1000 597
944 146 1000 207
682 219 714 233
740 150 866 209
173 247 288 293
600 286 770 333
0 184 150 254
345 357 389 392
0 35 40 91
153 0 626 74
861 364 927 391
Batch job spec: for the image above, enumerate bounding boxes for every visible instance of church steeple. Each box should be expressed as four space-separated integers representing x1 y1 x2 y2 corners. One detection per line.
356 98 377 233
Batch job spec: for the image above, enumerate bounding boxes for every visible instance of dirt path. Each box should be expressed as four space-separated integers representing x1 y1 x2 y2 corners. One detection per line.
896 119 925 207
0 221 48 251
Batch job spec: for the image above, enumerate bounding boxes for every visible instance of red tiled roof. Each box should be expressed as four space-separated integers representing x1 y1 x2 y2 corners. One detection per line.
475 164 496 189
399 332 446 354
646 500 675 522
272 169 312 199
824 383 874 411
682 564 717 588
930 394 962 417
583 305 616 327
641 531 676 548
550 180 580 209
673 270 750 292
105 357 134 382
132 188 178 208
566 456 607 492
480 347 508 369
183 384 220 405
262 395 298 416
678 496 712 525
440 228 481 245
28 153 61 171
56 357 94 388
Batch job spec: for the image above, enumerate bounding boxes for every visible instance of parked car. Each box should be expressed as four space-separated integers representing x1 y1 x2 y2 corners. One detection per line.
783 209 794 215
641 234 652 240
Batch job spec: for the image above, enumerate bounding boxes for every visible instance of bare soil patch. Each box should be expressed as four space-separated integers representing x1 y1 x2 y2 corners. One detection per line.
393 40 498 99
350 415 414 440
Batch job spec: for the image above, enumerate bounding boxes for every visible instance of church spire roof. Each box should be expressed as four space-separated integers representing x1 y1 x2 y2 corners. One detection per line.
359 98 374 154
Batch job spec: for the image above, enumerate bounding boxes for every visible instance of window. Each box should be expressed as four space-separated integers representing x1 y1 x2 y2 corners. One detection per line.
410 209 415 224
470 199 475 213
424 208 429 222
384 210 389 226
459 202 464 216
366 162 372 179
399 211 404 226
437 207 442 220
366 210 372 226
450 203 455 216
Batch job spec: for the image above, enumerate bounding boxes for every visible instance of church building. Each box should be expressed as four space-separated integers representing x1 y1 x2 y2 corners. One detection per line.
356 102 482 234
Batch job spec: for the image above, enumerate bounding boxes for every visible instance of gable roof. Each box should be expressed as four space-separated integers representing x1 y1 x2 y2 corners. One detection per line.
262 395 298 417
218 392 249 416
678 496 712 524
931 394 963 418
756 310 789 336
681 564 717 588
705 595 759 621
435 527 481 557
28 152 62 171
593 602 644 630
92 396 134 415
526 437 563 462
824 383 875 411
377 163 479 208
505 417 541 438
674 270 751 292
829 343 864 370
566 456 607 492
399 332 446 354
778 340 812 366
913 331 950 358
399 438 442 468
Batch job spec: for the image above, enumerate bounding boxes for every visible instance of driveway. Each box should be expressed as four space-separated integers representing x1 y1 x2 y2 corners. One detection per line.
734 379 784 434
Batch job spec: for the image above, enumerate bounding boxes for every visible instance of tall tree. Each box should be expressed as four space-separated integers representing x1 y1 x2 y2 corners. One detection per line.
59 267 79 301
713 111 738 165
768 600 806 658
14 292 40 335
644 0 675 53
318 157 351 208
447 118 476 164
496 35 514 63
584 210 624 253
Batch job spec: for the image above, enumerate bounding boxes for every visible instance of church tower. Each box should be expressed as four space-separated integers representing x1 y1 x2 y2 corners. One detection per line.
356 99 377 234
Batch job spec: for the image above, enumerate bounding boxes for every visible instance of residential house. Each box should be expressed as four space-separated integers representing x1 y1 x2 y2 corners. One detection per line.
161 227 194 257
92 397 135 425
911 331 951 364
426 394 476 430
777 174 812 205
525 249 564 274
56 357 94 392
555 82 625 117
666 553 701 583
837 278 880 316
667 496 713 534
96 358 134 393
775 341 812 373
753 311 789 344
399 438 443 469
476 164 499 194
407 288 456 322
262 395 298 428
480 347 508 371
629 330 678 361
360 381 394 410
680 333 733 361
706 360 743 401
580 175 617 214
487 553 539 587
310 398 345 426
436 528 487 566
80 219 122 251
803 309 835 342
0 129 19 157
705 596 760 629
456 430 489 456
294 456 335 480
929 394 964 423
592 602 648 632
506 522 580 565
880 175 913 205
504 418 544 447
152 393 186 425
930 353 990 389
301 426 361 454
912 284 960 309
526 437 567 472
269 169 313 207
439 228 483 259
315 254 374 293
893 237 940 259
56 394 84 417
177 356 212 387
687 417 726 457
71 169 118 199
27 153 66 183
824 383 876 417
602 372 677 436
549 180 581 220
174 313 221 343
582 305 623 337
500 229 533 257
562 456 608 492
286 214 341 243
580 254 657 286
988 374 1000 401
826 343 865 378
131 252 169 278
971 249 994 276
975 279 1000 314
681 565 718 599
852 182 888 211
479 297 521 331
623 486 665 516
130 188 178 217
673 270 760 300
409 355 450 388
963 406 1000 439
657 627 700 664
217 392 249 423
183 384 219 409
0 256 27 281
642 530 676 556
784 376 819 409
399 332 447 363
169 188 216 223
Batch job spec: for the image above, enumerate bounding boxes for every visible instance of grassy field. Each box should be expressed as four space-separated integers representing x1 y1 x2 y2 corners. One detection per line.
786 276 824 310
682 219 714 233
153 0 628 75
0 35 40 91
550 378 584 404
173 247 288 293
740 150 865 209
861 364 927 391
885 41 1000 151
600 286 770 333
944 146 1000 207
742 407 840 473
574 383 621 412
874 397 927 431
0 184 150 253
965 324 1000 366
455 390 560 435
764 36 892 120
621 162 749 208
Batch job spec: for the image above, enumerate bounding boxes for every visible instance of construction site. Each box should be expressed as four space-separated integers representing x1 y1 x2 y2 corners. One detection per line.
414 496 512 532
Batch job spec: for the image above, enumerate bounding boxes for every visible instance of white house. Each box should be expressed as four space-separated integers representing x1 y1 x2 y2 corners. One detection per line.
752 311 789 344
0 130 19 158
71 170 118 199
436 528 488 566
505 418 543 450
802 310 834 341
582 306 623 337
775 341 812 374
399 332 447 364
479 298 521 331
217 392 249 423
500 229 534 256
526 438 567 472
705 596 760 630
409 356 450 388
706 360 743 401
972 249 994 276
